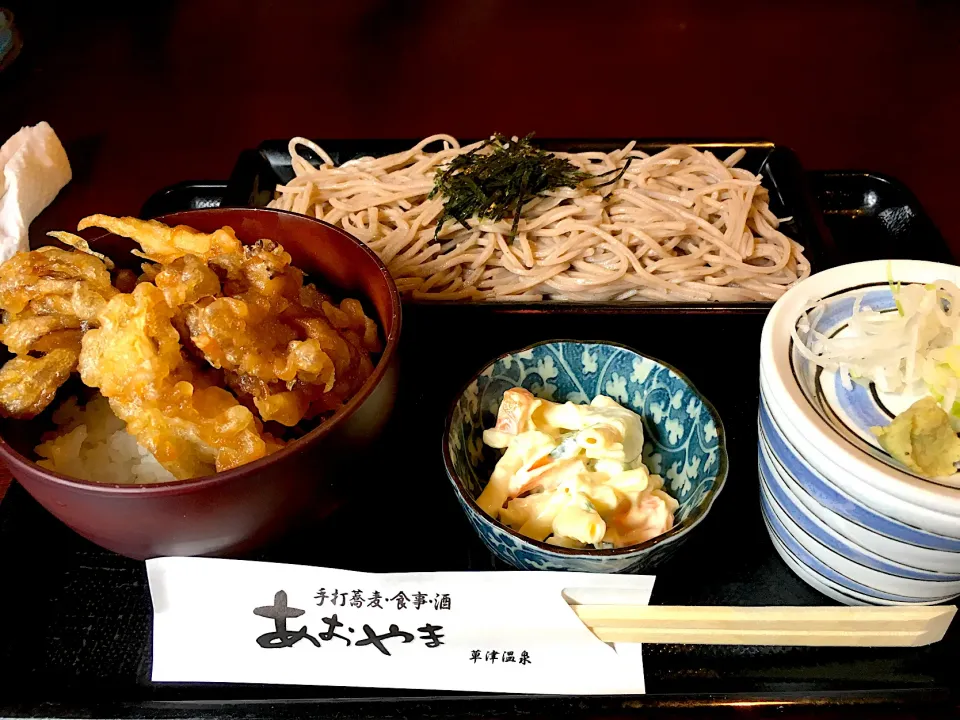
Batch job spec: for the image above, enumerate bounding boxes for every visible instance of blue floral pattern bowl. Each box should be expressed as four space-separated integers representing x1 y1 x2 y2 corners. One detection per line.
442 340 728 572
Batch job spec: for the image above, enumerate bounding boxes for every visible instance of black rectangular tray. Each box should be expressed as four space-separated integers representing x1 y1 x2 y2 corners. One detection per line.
0 161 957 719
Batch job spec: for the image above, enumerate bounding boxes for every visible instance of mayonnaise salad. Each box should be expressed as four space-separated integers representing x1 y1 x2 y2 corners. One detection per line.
477 387 678 549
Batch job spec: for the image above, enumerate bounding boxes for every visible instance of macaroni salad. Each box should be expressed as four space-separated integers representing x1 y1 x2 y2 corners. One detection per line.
477 387 678 549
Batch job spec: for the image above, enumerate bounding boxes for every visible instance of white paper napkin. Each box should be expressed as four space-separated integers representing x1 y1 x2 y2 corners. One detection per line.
147 557 654 695
0 122 72 262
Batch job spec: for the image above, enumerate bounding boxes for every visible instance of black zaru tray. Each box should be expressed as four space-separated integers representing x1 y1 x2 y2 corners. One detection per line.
0 141 957 719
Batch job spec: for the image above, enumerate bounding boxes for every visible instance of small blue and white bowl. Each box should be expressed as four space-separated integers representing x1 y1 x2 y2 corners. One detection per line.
442 340 727 573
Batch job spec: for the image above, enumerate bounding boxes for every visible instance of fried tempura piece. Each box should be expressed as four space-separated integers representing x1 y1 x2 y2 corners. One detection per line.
79 283 182 401
78 214 243 264
217 303 378 426
289 301 378 415
0 315 81 355
46 231 115 270
181 241 377 425
0 246 117 321
167 240 325 424
153 255 221 307
119 374 284 479
79 283 282 479
0 349 78 419
184 298 334 383
29 329 84 355
0 247 118 418
73 215 382 428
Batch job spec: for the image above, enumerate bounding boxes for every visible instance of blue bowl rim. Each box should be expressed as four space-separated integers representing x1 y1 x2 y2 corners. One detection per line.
759 488 945 603
763 515 887 606
757 453 960 582
441 338 729 558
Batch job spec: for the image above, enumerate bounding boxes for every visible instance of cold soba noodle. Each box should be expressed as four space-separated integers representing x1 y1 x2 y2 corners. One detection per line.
270 136 810 302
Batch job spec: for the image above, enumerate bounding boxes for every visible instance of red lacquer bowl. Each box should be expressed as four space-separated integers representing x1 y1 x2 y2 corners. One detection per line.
0 208 402 560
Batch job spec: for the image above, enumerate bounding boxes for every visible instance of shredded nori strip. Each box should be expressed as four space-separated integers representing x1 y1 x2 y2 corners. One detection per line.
430 134 601 239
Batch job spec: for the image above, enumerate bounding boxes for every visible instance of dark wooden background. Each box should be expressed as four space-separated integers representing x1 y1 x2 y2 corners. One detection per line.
1 0 959 499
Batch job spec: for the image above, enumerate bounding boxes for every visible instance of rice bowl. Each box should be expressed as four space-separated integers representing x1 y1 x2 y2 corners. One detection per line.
0 208 402 559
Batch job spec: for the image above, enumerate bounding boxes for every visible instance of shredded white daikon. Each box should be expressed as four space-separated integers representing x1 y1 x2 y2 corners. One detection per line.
792 278 960 421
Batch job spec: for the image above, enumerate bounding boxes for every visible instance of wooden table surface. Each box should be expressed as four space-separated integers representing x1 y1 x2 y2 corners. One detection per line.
0 0 959 500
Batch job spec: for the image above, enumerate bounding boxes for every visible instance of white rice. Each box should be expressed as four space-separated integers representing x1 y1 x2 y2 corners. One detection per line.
34 395 176 484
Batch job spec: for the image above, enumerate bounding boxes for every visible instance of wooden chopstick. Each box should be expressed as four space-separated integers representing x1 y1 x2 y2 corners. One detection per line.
571 605 957 647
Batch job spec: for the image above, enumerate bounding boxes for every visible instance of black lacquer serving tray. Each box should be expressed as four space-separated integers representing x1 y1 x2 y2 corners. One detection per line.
0 141 956 719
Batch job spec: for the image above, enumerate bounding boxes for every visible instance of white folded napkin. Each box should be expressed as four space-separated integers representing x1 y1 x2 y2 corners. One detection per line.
0 122 72 262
